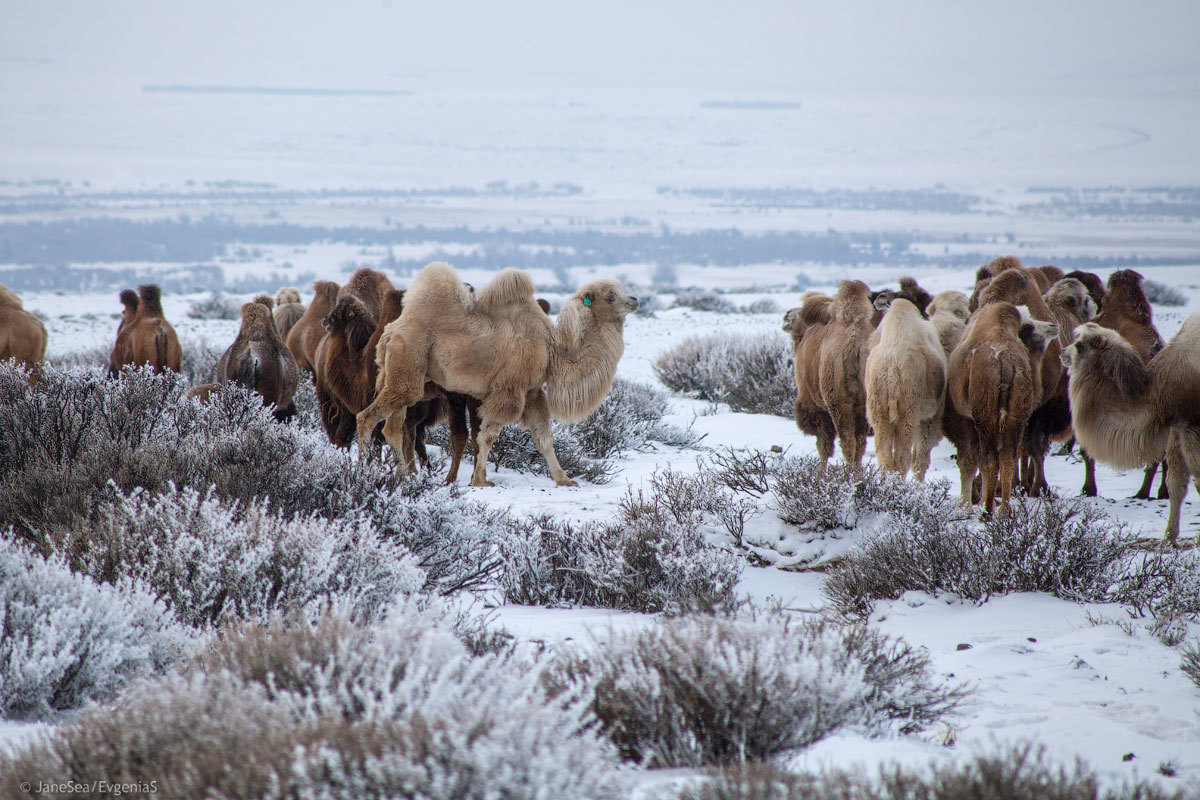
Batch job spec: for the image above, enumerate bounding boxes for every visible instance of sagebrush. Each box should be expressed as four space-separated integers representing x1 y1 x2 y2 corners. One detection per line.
654 332 794 417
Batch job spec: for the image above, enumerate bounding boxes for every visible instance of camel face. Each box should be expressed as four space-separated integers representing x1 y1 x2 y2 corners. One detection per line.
578 280 637 321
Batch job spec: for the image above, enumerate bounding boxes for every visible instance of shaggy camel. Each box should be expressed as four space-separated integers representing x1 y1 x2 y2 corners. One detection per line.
784 293 837 460
217 296 299 421
108 285 182 376
1063 316 1200 543
948 303 1058 515
926 290 970 357
869 276 933 327
865 297 946 480
968 255 1025 312
793 280 875 470
0 283 47 377
358 262 636 487
273 287 305 340
287 280 340 373
976 268 1064 496
1077 269 1168 499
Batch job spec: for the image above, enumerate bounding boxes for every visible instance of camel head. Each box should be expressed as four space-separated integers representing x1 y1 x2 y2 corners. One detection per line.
1016 305 1058 353
1061 321 1152 399
1061 321 1133 371
1064 270 1106 311
782 307 800 334
276 286 302 306
928 290 969 322
1044 278 1097 323
571 279 638 322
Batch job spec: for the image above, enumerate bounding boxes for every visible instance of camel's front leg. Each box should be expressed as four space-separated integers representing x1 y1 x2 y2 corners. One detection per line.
469 419 504 487
381 412 416 475
522 389 577 487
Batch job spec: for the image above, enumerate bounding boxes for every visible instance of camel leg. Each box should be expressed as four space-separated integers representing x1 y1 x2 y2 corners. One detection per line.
1134 461 1158 500
470 419 504 487
1054 436 1075 457
873 422 895 474
522 390 577 487
854 412 871 470
1157 460 1170 500
830 408 863 469
998 429 1021 518
912 417 940 483
1080 449 1098 497
380 412 415 474
1163 432 1199 544
814 411 836 474
1028 446 1051 498
445 394 470 484
316 382 350 447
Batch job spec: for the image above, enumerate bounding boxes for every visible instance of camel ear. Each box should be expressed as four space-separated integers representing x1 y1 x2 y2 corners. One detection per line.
583 292 593 307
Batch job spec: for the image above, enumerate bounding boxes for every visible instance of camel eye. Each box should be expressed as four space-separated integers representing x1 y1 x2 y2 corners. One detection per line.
608 293 615 303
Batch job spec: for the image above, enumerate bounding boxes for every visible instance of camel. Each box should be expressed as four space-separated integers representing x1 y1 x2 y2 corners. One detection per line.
0 283 47 378
216 296 299 421
869 276 933 327
968 255 1025 313
926 290 970 357
357 262 636 487
785 293 837 461
1062 315 1200 543
948 303 1058 515
1076 269 1169 499
273 287 305 340
286 280 340 373
794 280 875 470
116 289 139 337
1064 270 1107 313
864 297 946 480
108 285 182 376
976 268 1065 496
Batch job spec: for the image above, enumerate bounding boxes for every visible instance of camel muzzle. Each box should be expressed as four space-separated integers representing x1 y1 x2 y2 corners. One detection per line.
626 297 639 311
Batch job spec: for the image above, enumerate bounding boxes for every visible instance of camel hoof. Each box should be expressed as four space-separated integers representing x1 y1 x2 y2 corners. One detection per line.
556 478 579 488
470 478 496 488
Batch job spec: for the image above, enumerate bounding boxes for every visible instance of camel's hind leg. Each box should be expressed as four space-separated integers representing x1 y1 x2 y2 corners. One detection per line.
997 428 1022 517
445 394 470 484
1164 430 1199 545
912 417 941 483
872 420 895 474
892 418 917 481
522 389 577 487
1080 450 1098 497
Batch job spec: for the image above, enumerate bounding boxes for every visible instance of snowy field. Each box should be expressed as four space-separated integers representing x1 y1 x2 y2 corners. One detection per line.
4 37 1200 797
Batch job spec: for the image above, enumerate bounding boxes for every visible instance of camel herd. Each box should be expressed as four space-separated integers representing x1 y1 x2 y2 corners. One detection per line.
784 258 1200 543
0 256 1196 542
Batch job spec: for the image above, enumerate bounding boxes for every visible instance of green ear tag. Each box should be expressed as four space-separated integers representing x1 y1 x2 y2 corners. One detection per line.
583 296 593 306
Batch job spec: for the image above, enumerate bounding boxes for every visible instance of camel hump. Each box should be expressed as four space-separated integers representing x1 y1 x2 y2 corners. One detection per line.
137 284 164 316
119 289 139 310
0 283 23 309
276 286 302 305
476 268 535 312
404 261 476 313
252 293 274 311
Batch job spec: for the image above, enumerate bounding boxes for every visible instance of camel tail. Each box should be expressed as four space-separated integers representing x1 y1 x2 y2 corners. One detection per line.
235 353 259 392
154 329 169 374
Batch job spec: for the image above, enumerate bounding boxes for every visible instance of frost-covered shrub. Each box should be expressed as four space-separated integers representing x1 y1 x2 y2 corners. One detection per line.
672 288 737 313
682 744 1181 800
1143 279 1187 307
0 538 190 719
62 484 424 627
482 422 617 484
178 336 224 386
623 465 760 547
1113 548 1200 622
1182 641 1200 691
2 605 628 800
547 610 965 767
634 292 663 317
497 512 742 613
825 497 1133 618
46 343 110 370
739 298 780 314
654 332 794 417
187 290 240 320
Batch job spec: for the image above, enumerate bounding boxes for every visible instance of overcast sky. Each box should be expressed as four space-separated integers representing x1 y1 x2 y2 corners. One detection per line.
4 0 1199 92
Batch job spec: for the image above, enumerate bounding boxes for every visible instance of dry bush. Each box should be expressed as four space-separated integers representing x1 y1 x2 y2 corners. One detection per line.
1 604 628 800
825 497 1135 618
187 290 240 320
673 288 737 313
497 512 741 613
0 538 190 719
1182 640 1200 691
681 743 1183 800
546 610 965 768
1142 279 1187 307
740 298 780 314
654 332 794 417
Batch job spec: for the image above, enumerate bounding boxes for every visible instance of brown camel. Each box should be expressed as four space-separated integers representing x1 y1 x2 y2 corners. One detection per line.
865 297 946 480
286 280 340 373
358 262 636 487
976 268 1065 496
273 287 305 340
216 296 299 421
1063 315 1200 543
1076 269 1169 499
948 303 1057 515
968 255 1025 313
795 280 875 470
926 290 970 357
0 283 48 378
108 285 182 376
785 292 836 463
